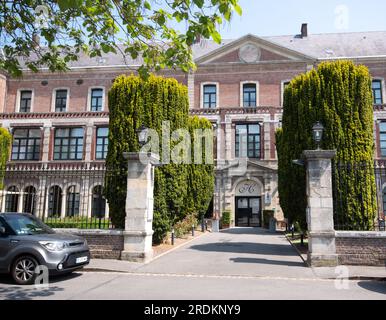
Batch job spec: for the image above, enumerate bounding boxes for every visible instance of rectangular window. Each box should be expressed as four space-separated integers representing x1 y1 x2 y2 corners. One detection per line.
11 128 41 161
380 122 386 157
243 83 256 107
53 127 84 160
95 127 109 160
55 89 68 112
235 123 261 159
19 90 32 112
372 80 383 104
203 85 217 109
91 88 103 111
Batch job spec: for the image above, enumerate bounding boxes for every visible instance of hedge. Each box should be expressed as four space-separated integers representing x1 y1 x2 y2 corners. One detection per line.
276 60 376 230
0 128 12 190
106 74 214 243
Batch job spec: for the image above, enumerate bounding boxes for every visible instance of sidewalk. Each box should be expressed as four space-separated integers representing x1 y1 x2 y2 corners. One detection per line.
312 266 386 280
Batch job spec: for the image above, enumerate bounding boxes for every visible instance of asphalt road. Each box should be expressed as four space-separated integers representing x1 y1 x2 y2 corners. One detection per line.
0 271 385 300
0 228 384 300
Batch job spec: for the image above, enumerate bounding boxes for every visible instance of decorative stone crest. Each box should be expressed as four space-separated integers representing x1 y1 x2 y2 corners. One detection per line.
238 44 261 63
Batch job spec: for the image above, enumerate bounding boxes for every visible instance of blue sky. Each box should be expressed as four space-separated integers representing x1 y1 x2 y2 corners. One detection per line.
216 0 386 38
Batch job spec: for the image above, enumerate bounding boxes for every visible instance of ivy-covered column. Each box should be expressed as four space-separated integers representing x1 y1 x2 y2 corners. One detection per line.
121 152 159 263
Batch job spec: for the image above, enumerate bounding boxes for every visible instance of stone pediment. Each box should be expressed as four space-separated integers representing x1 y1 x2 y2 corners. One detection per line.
216 158 277 175
195 34 314 65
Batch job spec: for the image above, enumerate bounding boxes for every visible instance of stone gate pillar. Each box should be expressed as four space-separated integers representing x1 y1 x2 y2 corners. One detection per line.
302 150 338 267
121 152 159 263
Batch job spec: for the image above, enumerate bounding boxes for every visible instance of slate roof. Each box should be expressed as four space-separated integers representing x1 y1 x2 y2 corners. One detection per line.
16 31 386 69
265 31 386 59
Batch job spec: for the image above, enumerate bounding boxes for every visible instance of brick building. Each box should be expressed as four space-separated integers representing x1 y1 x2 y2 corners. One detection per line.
1 24 386 228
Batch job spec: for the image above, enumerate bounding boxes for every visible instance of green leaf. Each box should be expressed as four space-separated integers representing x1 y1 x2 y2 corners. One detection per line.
211 31 221 44
144 1 151 10
234 4 242 15
193 0 205 8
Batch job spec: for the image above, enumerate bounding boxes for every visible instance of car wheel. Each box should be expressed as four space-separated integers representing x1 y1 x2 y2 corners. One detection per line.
11 256 39 285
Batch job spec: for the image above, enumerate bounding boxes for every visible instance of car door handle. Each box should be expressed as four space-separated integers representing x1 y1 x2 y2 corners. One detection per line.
10 240 19 243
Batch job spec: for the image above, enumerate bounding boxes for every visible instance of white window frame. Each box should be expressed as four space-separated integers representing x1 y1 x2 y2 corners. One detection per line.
87 87 106 112
240 81 259 107
51 88 70 112
15 88 34 113
372 78 386 105
281 80 291 106
200 82 219 109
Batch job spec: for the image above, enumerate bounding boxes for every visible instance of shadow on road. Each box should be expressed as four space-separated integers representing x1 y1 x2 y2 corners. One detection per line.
0 272 82 300
357 280 386 295
190 242 298 257
220 228 281 235
230 257 305 267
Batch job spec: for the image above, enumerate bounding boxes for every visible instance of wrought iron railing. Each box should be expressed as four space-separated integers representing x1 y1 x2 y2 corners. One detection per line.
332 160 385 231
0 163 123 229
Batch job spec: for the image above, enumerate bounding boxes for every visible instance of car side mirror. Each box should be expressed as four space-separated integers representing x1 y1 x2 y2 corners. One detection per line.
0 227 6 235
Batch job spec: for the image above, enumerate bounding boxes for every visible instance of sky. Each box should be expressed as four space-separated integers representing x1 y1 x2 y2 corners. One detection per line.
216 0 386 38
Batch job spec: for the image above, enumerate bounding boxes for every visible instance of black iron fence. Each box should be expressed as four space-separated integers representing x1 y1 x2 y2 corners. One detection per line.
332 160 386 231
0 163 124 229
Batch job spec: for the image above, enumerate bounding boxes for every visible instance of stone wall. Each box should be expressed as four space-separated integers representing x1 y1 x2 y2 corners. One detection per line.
336 231 386 266
55 229 124 260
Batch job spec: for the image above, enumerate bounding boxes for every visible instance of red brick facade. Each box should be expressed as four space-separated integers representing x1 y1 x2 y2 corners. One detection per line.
1 30 386 227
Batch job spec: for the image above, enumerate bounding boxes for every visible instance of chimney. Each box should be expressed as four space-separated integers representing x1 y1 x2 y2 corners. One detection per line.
32 33 40 48
301 23 308 38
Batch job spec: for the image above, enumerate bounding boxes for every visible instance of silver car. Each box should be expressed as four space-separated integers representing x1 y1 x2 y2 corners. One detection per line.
0 213 90 285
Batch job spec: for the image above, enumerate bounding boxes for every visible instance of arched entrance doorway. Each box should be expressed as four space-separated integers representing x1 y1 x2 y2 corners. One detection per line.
235 179 262 227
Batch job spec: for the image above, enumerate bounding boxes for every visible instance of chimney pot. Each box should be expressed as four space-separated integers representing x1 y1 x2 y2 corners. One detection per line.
301 23 308 38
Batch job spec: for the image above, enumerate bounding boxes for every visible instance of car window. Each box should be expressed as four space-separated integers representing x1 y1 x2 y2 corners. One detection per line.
0 217 12 236
3 215 54 235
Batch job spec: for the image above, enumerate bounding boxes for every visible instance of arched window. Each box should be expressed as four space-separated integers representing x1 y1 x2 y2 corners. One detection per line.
66 185 80 217
48 186 62 217
23 186 36 215
92 186 106 218
5 186 19 212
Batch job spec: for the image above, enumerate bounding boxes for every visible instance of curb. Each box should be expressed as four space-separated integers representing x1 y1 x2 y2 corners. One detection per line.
285 234 309 266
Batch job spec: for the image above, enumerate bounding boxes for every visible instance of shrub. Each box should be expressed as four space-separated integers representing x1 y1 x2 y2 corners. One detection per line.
276 60 376 230
221 211 231 226
106 74 214 241
0 128 12 190
44 217 111 229
152 211 171 244
173 214 198 238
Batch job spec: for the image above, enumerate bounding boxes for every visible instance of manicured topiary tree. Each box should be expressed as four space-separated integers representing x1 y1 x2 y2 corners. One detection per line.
276 60 376 230
0 128 12 189
106 75 214 242
186 116 215 219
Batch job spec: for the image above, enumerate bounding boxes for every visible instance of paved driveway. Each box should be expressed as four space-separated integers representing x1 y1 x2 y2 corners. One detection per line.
140 227 317 279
